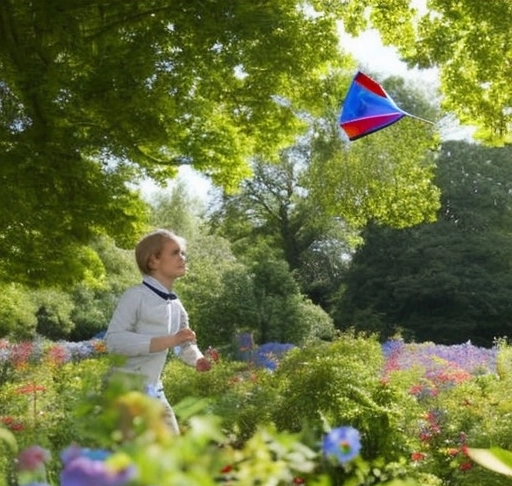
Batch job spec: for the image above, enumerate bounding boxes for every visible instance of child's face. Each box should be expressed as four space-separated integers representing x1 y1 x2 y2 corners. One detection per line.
150 239 187 282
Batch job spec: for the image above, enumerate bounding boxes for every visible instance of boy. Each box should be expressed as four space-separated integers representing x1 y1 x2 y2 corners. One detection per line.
105 229 211 434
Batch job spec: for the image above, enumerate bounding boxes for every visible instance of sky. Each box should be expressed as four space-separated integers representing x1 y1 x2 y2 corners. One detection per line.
338 28 439 85
140 162 213 202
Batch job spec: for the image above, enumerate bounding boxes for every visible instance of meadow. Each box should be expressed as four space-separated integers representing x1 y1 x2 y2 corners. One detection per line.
1 332 512 486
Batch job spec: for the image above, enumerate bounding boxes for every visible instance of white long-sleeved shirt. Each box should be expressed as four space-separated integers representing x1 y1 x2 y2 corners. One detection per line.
105 275 203 386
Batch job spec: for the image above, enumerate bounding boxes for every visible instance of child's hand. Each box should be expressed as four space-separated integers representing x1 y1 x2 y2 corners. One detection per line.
176 328 196 345
196 357 211 372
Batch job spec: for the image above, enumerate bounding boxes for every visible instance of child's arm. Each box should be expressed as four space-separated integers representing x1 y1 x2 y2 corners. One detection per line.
149 329 197 353
107 288 199 355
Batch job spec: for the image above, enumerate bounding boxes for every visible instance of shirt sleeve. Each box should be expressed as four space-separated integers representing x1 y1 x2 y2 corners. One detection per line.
105 288 153 356
176 301 204 366
179 343 204 366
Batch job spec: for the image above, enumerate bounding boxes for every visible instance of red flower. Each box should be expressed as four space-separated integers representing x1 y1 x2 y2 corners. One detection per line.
1 416 24 432
15 383 46 394
409 384 424 395
220 464 233 474
459 461 473 471
293 477 306 484
47 345 69 365
10 342 34 368
92 340 107 353
206 346 220 363
419 431 432 442
411 452 426 461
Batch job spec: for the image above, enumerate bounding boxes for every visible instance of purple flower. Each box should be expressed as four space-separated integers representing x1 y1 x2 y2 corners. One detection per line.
323 426 362 465
382 340 498 377
60 456 136 486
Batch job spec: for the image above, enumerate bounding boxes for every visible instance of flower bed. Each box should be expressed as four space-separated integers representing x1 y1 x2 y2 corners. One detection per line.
0 337 107 367
0 334 509 486
382 339 498 376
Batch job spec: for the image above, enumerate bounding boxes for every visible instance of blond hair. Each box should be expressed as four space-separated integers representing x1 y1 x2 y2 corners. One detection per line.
135 229 186 275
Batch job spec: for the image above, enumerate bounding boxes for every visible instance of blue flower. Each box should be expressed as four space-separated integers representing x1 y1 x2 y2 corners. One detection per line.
323 426 361 465
252 342 295 370
60 445 111 465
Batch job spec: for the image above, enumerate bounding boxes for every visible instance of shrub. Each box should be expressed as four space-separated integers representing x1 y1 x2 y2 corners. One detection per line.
271 332 416 463
163 357 278 440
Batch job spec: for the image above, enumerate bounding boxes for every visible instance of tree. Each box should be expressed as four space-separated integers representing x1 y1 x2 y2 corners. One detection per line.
173 231 335 348
0 0 353 284
148 177 206 241
350 0 512 144
69 236 139 341
0 149 149 287
337 141 512 346
210 74 441 309
209 150 355 307
244 245 335 344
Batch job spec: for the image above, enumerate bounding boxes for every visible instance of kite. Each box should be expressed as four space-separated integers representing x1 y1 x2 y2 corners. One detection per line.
339 71 433 141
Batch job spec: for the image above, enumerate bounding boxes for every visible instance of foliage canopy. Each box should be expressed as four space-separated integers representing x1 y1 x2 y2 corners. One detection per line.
353 0 512 144
0 0 351 285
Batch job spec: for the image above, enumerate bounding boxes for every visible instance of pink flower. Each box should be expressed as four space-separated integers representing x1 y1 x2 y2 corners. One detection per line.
47 345 70 365
409 384 424 395
17 445 51 472
10 342 34 368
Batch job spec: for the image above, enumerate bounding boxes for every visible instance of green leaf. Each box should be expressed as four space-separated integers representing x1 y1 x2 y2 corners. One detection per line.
467 447 512 477
0 427 18 455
